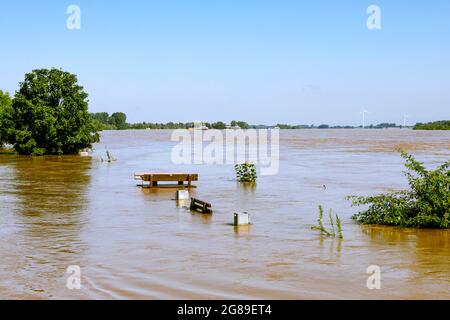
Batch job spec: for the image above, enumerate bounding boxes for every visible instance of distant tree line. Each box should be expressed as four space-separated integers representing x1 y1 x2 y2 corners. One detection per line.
413 121 450 130
88 113 431 131
91 112 128 130
255 123 399 129
89 114 253 130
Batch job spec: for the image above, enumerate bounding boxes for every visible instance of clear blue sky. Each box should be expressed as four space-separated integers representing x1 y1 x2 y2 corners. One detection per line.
0 0 449 125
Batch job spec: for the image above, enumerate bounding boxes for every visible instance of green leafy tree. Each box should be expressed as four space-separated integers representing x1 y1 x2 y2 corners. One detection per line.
109 112 128 130
236 121 250 129
348 151 450 228
229 120 249 129
211 121 226 129
10 69 100 155
0 90 13 146
91 112 110 124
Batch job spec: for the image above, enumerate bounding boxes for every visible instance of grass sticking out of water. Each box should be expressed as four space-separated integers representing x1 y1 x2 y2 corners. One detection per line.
312 205 343 239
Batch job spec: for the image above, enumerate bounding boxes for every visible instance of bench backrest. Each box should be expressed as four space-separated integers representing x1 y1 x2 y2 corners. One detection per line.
137 174 198 182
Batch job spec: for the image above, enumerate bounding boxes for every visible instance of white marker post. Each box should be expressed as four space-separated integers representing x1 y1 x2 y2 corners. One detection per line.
176 190 190 200
234 212 251 226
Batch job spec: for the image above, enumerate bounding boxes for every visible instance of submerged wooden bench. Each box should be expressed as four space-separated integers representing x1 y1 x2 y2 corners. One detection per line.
190 198 213 214
134 173 198 188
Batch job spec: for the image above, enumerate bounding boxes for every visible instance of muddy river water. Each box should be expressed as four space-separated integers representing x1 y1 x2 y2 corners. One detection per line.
0 129 449 299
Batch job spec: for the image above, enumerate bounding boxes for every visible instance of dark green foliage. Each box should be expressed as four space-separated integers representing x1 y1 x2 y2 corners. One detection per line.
230 120 250 129
235 162 257 183
211 121 226 129
374 123 397 129
311 205 343 238
413 121 450 130
274 124 312 129
109 112 128 130
10 69 99 155
348 152 450 228
90 112 124 130
127 122 190 129
91 118 116 131
0 90 13 146
91 112 110 124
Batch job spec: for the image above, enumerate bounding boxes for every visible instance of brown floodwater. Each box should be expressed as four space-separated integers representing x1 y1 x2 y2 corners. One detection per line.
0 129 449 299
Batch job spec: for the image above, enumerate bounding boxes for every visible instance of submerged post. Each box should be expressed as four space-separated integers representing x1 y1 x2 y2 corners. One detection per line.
234 212 251 226
176 190 190 200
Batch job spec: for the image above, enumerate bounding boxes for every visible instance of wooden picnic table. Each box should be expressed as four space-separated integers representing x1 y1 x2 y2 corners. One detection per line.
134 173 198 188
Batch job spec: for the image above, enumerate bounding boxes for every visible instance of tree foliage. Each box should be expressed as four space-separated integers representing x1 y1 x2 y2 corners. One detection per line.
231 120 250 129
413 121 450 130
0 90 13 146
10 69 99 155
91 112 110 124
210 121 226 129
348 151 450 228
109 112 128 130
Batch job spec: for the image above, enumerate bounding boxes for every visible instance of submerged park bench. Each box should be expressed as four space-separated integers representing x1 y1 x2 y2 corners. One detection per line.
190 198 213 214
134 173 198 188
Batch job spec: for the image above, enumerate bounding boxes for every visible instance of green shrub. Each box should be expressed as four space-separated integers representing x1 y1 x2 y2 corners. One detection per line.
235 162 257 183
348 151 450 228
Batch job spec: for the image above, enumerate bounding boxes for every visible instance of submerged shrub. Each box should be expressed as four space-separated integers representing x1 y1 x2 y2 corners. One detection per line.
348 151 450 228
235 162 257 183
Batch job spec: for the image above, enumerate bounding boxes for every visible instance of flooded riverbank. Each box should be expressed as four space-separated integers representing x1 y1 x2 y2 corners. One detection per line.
1 129 449 299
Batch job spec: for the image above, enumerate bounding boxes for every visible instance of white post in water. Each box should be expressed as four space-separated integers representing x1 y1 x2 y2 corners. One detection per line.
176 190 190 200
234 212 251 226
